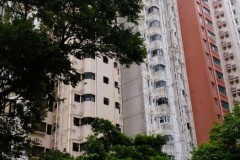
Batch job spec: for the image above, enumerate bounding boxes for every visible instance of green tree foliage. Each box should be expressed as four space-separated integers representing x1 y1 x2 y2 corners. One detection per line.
191 103 240 160
0 0 146 158
76 118 168 160
40 150 74 160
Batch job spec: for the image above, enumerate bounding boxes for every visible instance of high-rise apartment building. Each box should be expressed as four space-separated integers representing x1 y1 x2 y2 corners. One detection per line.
208 0 240 105
177 0 230 144
31 55 122 157
121 0 196 159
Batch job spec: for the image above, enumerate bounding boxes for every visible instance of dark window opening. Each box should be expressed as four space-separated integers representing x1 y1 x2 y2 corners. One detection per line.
81 117 95 126
74 94 81 102
82 72 95 80
47 124 52 135
115 82 118 88
157 97 168 105
103 77 109 84
114 62 118 68
81 94 95 102
115 102 120 114
73 143 79 152
74 117 80 126
103 56 108 63
104 97 109 105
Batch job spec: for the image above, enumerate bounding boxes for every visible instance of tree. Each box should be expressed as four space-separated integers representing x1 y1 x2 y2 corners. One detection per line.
76 118 168 160
191 103 240 160
0 0 146 158
40 150 74 160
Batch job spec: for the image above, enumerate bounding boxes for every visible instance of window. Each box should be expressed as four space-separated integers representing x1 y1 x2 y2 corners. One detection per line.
47 98 54 112
155 81 166 88
221 101 229 109
74 117 80 126
116 124 121 131
216 71 223 80
103 76 109 84
1 100 16 117
157 97 168 105
82 53 95 59
205 19 213 26
153 64 165 72
114 62 118 68
203 7 211 16
32 146 45 156
47 124 52 135
164 135 174 141
115 102 120 114
208 31 216 39
81 117 95 126
159 116 170 123
218 85 226 95
149 20 160 28
81 94 95 102
168 155 175 160
74 94 81 102
75 52 82 60
150 34 161 41
82 72 95 80
151 49 163 57
115 82 118 88
148 6 159 14
210 44 218 52
213 57 221 66
104 97 109 105
103 56 108 63
73 143 79 152
80 143 86 152
36 122 46 133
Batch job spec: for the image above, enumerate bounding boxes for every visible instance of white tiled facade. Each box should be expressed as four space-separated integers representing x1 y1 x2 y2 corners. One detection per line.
209 0 240 107
31 56 122 157
121 0 197 160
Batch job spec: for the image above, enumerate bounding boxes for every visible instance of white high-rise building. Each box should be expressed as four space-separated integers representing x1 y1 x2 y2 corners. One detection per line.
209 0 240 106
31 55 122 157
121 0 196 159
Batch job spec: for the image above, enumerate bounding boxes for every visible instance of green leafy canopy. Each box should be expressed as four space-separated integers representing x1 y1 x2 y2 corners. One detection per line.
0 0 146 158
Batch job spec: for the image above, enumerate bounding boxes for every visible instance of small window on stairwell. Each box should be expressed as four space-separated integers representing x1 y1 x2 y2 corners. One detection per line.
103 76 109 84
104 97 109 105
115 102 120 114
114 62 118 68
103 56 108 64
73 117 80 126
115 82 118 88
74 94 81 102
